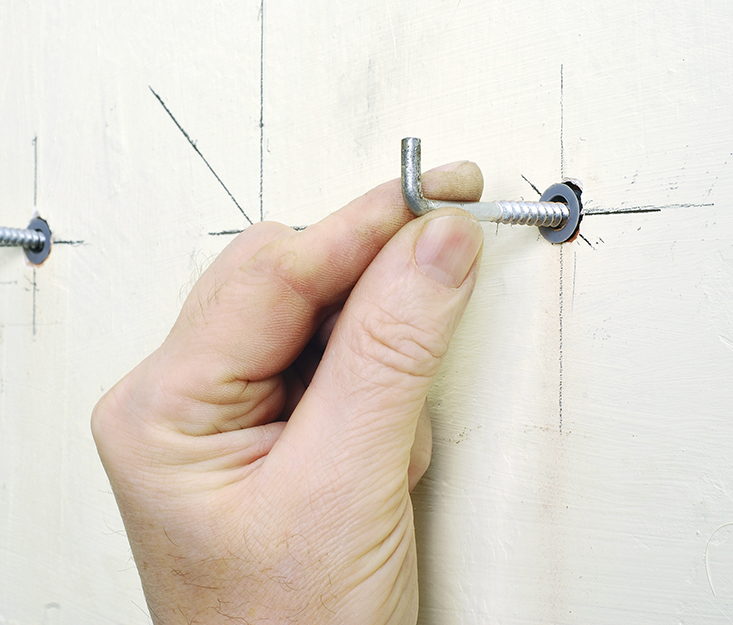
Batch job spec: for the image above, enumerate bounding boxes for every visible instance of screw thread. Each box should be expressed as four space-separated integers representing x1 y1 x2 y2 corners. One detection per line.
495 200 569 228
0 226 46 250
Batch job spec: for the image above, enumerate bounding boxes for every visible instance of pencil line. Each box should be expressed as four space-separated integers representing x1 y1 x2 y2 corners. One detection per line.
259 0 265 222
558 245 564 434
32 140 38 337
209 230 245 236
521 174 541 197
149 87 252 225
32 268 37 337
584 202 713 216
560 64 564 179
558 65 565 434
33 136 38 207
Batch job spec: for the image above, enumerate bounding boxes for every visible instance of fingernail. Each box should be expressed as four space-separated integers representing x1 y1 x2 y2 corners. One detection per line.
425 160 470 173
415 215 483 288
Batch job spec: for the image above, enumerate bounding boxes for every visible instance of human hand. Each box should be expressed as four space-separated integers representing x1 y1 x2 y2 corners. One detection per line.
92 159 484 624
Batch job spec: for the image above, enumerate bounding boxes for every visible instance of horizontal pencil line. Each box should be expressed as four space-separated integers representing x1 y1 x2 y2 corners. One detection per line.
584 203 713 216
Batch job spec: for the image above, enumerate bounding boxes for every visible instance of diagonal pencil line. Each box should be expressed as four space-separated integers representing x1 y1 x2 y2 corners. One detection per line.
149 86 253 225
521 174 541 197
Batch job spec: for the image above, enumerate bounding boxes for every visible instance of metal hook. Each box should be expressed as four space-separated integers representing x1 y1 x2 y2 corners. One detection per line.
401 137 581 243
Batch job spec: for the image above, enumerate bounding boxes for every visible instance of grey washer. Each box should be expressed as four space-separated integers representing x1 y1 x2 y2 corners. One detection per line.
538 183 582 243
25 217 52 264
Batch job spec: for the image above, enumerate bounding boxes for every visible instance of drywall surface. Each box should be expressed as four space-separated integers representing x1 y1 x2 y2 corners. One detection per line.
1 1 732 623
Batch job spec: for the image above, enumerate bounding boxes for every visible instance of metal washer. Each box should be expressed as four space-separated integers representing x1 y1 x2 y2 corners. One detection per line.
538 183 582 243
25 217 52 264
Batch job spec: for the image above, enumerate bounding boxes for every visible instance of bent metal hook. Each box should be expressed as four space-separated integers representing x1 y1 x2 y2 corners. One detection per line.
401 137 581 243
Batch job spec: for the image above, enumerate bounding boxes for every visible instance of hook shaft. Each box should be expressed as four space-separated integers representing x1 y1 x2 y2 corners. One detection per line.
401 137 581 242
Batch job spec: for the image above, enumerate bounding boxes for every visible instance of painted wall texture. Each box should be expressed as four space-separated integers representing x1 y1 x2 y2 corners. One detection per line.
1 0 732 623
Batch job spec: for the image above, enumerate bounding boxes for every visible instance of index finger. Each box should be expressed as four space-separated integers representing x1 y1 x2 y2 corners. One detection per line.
150 161 484 433
172 161 484 375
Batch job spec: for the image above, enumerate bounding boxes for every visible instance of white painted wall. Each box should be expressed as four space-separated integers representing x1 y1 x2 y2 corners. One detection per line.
1 1 732 623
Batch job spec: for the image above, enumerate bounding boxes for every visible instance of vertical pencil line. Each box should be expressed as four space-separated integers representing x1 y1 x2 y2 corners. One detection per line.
259 0 265 222
33 136 38 337
558 65 565 434
560 64 564 179
559 245 564 434
33 136 38 207
32 269 37 337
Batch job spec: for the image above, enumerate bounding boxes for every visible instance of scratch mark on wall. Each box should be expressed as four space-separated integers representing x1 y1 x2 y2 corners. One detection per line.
705 156 731 198
713 606 733 624
444 0 462 31
720 335 733 354
705 522 733 597
384 1 398 58
149 87 253 225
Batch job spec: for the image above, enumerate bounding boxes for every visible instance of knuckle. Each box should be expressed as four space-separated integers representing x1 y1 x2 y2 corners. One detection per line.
246 242 316 307
348 304 449 380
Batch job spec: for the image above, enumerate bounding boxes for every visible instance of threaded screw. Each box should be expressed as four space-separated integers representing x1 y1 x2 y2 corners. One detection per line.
494 200 569 228
0 226 46 250
0 218 52 264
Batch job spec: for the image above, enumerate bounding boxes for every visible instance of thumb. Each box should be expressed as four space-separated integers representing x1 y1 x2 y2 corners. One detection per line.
280 208 483 486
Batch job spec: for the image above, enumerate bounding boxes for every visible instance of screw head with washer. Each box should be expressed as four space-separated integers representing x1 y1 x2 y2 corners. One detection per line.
24 217 52 264
538 182 582 243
